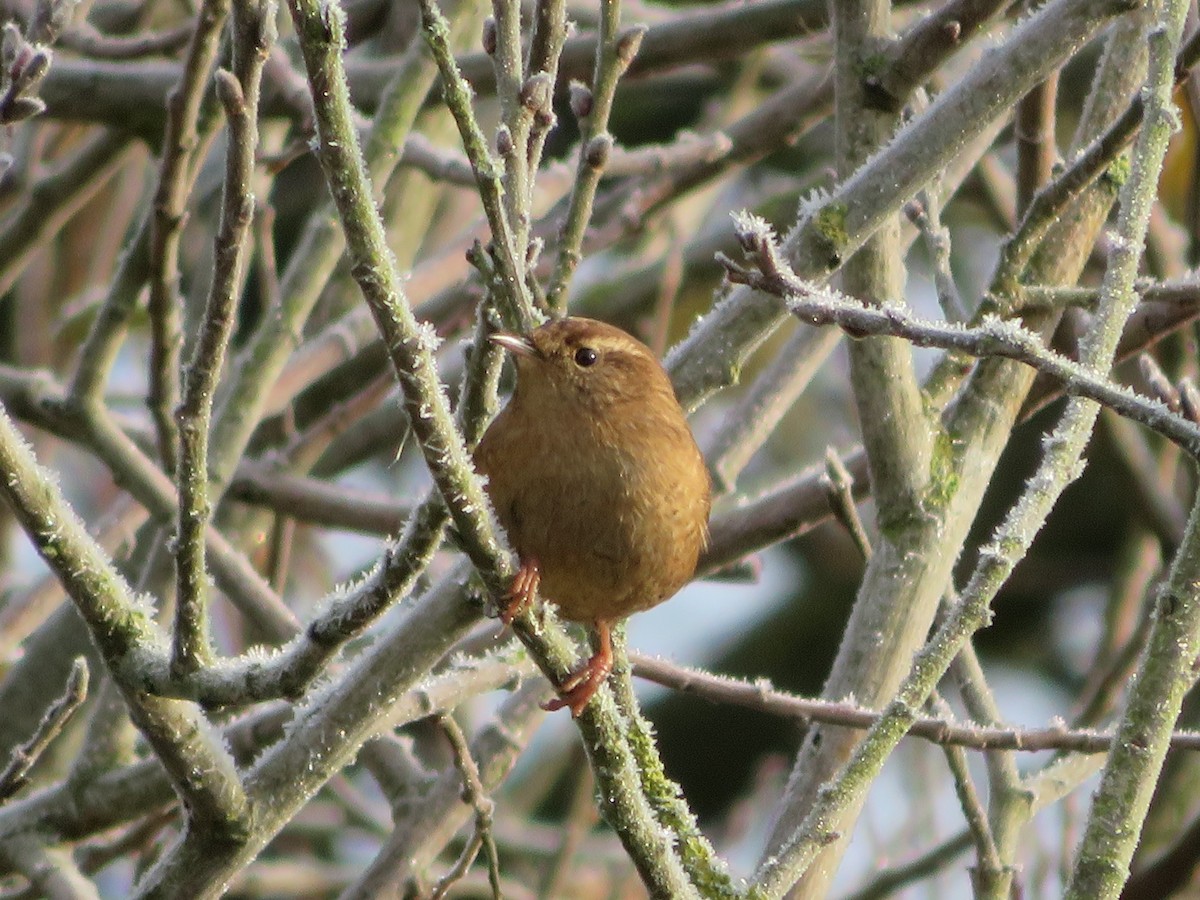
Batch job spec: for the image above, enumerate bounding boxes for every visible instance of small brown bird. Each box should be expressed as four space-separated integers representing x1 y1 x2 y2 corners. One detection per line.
474 317 712 716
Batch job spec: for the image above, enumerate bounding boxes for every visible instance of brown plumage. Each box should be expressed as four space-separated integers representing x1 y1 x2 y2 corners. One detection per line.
474 317 711 716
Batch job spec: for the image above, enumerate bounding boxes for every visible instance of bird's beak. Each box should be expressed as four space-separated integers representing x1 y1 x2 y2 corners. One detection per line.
488 331 538 358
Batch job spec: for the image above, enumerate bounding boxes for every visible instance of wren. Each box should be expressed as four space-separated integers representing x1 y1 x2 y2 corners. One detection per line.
474 317 712 716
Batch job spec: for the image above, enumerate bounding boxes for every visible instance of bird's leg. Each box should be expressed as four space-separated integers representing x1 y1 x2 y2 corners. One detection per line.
499 558 540 625
543 619 613 717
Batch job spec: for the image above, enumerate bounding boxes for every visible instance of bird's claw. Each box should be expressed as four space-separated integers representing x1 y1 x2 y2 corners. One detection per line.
499 559 540 625
541 622 614 717
541 663 609 717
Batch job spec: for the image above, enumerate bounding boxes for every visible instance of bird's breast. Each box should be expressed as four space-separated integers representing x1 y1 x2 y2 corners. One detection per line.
475 403 709 623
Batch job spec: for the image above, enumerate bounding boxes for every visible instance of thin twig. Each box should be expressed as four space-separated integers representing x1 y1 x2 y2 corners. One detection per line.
0 129 132 299
66 670 139 790
944 619 1024 898
146 0 230 473
145 497 451 704
629 654 1200 755
666 0 1142 412
487 0 532 259
58 21 194 59
705 324 842 493
822 447 872 561
227 463 408 534
928 693 1003 884
869 0 1013 112
418 0 537 333
0 643 526 861
0 400 251 835
202 0 473 499
521 0 568 214
1015 64 1059 216
545 7 645 310
70 394 298 639
339 680 548 900
906 191 968 323
842 832 973 900
719 220 1200 459
996 25 1200 298
433 715 502 900
1063 4 1198 890
430 830 485 900
172 1 274 675
0 657 88 800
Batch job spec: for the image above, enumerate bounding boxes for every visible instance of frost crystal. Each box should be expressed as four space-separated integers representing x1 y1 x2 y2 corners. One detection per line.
797 187 832 220
731 209 774 241
414 320 442 355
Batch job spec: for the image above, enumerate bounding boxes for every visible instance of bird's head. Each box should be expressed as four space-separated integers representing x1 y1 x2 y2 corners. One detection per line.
490 317 677 414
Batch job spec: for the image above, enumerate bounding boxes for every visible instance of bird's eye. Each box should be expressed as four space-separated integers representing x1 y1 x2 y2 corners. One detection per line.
573 347 598 367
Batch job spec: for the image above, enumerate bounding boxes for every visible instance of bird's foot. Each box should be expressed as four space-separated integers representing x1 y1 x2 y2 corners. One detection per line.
499 559 540 625
542 621 613 717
